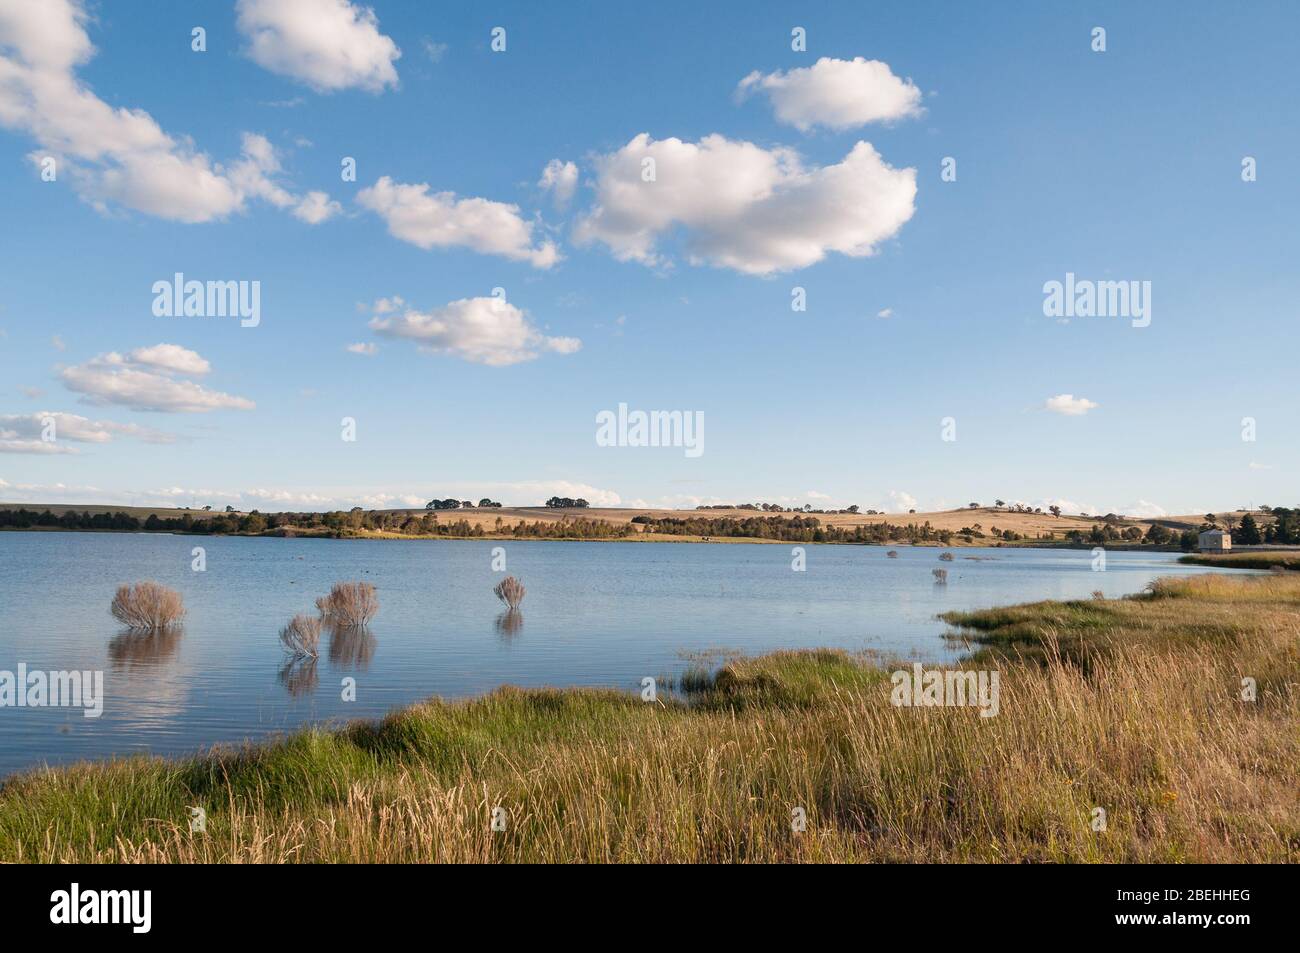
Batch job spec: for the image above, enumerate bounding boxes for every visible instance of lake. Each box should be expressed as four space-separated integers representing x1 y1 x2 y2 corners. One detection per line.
0 532 1248 778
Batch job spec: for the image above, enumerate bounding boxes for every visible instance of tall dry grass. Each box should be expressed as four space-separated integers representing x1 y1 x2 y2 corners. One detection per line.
279 614 321 658
316 582 378 626
493 576 526 610
5 573 1295 863
109 582 185 630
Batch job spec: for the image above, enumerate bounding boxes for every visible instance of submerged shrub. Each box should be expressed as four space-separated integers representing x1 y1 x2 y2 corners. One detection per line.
933 568 948 584
494 576 526 610
938 552 955 562
279 614 321 657
886 550 899 558
317 582 378 626
110 582 185 630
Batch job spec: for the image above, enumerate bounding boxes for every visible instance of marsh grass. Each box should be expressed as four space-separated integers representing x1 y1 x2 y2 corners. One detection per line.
316 582 378 627
279 615 321 658
1179 552 1300 572
109 581 185 631
494 576 526 610
3 573 1295 863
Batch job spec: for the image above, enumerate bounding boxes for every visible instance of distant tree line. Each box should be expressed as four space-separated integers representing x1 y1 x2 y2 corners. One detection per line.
545 497 589 508
425 498 503 510
636 514 954 545
695 503 862 514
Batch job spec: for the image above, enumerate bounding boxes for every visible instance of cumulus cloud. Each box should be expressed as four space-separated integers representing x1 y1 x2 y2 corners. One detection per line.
126 343 210 376
539 158 578 208
0 411 174 453
573 134 916 274
368 296 581 367
345 342 377 355
59 346 254 413
357 177 560 267
0 0 340 223
737 57 923 131
885 490 918 513
291 189 342 224
236 0 400 93
1045 394 1099 416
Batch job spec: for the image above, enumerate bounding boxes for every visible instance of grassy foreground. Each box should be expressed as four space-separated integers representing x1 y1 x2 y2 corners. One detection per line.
0 574 1296 863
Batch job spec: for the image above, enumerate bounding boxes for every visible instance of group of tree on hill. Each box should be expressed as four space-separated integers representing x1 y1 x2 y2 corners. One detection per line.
425 498 503 510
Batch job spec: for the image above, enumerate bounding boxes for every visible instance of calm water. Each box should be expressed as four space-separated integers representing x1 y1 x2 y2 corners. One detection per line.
0 532 1248 777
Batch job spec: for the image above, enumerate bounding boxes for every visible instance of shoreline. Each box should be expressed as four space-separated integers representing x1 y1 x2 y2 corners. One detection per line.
0 525 1205 552
1 571 1295 862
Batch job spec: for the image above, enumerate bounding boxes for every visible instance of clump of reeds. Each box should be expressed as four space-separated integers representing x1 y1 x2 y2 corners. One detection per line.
110 582 185 630
494 576 526 610
279 614 321 658
316 582 378 626
886 550 899 558
938 552 955 562
932 568 948 583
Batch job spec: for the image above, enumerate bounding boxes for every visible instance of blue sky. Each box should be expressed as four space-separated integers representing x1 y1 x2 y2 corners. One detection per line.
1 0 1296 516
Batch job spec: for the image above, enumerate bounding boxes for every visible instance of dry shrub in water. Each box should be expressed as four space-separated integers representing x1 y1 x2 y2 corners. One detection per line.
938 552 955 562
494 576 526 610
110 582 185 630
886 550 899 558
933 568 948 583
280 614 321 657
317 582 378 626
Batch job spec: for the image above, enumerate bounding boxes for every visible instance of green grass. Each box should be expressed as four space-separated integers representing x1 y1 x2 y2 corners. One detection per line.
1 574 1296 863
1179 552 1300 571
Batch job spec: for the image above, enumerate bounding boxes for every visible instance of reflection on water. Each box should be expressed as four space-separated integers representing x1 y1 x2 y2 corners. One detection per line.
327 624 376 670
0 533 1258 777
278 655 318 697
108 627 183 670
494 609 523 639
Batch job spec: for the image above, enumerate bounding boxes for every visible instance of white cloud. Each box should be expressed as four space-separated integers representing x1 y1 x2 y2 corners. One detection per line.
291 190 342 224
236 0 400 93
1118 500 1168 519
126 343 210 376
1045 394 1099 416
50 334 66 351
806 490 831 500
876 307 893 319
885 490 918 513
573 134 916 274
422 38 448 63
0 411 174 453
368 296 581 367
59 347 254 413
0 1 340 223
0 479 623 510
345 342 377 355
357 177 560 268
737 57 923 131
539 158 578 207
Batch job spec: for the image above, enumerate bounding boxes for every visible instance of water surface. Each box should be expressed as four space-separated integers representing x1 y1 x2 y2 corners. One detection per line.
0 532 1247 777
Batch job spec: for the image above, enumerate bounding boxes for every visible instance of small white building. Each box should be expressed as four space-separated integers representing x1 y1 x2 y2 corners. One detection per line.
1198 529 1232 552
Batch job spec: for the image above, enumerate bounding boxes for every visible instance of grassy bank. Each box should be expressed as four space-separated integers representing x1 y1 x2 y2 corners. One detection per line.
0 574 1295 863
1179 552 1300 571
